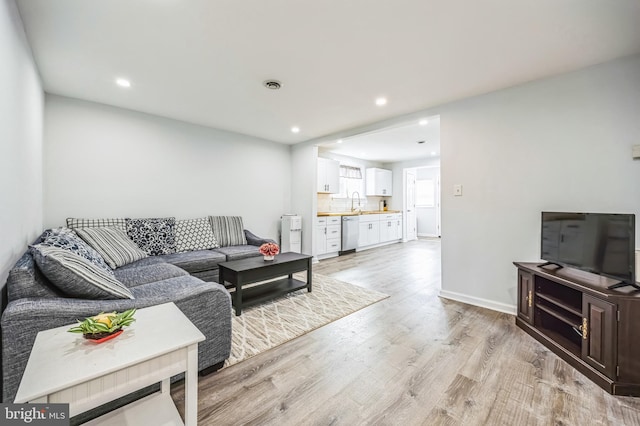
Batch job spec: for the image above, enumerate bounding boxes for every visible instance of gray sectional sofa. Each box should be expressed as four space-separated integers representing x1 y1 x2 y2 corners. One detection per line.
1 216 274 402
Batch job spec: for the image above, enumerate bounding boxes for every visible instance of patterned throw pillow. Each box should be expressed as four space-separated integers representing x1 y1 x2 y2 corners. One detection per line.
126 218 177 256
30 245 134 300
209 216 247 247
75 227 148 269
66 218 127 232
40 227 75 241
175 217 219 252
40 229 113 275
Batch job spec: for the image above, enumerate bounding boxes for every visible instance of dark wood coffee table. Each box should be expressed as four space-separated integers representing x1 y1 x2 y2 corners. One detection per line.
218 252 312 316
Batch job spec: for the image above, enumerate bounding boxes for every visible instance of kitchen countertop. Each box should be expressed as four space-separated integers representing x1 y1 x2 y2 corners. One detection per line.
317 210 401 217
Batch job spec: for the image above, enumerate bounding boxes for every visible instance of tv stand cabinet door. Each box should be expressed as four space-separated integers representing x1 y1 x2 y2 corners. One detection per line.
517 270 534 324
582 295 617 378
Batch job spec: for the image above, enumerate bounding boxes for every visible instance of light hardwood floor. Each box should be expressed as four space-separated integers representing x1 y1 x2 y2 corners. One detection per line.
172 239 640 425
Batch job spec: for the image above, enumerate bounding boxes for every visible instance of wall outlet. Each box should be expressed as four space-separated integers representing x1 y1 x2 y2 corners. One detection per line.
633 145 640 159
453 184 463 196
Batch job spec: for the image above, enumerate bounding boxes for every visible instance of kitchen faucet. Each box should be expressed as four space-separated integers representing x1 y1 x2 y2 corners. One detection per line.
351 191 361 212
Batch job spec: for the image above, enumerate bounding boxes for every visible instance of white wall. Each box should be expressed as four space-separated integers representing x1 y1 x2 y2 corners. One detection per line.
44 95 291 240
290 144 317 256
0 0 44 304
439 54 640 313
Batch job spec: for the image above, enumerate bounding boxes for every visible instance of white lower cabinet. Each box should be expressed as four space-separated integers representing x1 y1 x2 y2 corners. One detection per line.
358 216 380 247
357 213 403 249
380 214 402 242
316 216 342 257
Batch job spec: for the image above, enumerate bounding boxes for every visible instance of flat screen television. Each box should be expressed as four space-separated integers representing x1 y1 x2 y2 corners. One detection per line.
540 212 637 290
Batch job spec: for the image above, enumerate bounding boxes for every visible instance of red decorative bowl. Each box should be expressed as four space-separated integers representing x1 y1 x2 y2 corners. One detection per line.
83 328 123 343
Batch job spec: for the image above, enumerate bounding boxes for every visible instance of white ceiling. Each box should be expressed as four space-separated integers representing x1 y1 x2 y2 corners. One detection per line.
320 116 440 163
16 0 640 145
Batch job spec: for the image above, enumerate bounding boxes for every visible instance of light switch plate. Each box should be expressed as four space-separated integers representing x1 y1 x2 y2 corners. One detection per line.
633 145 640 159
453 184 463 196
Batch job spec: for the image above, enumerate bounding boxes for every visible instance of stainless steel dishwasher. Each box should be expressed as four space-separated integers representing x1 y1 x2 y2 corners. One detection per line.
341 215 359 254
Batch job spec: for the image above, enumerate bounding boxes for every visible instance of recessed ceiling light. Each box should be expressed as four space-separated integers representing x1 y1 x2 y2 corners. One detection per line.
431 151 437 156
375 97 387 106
419 119 429 126
337 139 343 144
263 80 282 90
291 126 300 133
115 78 131 88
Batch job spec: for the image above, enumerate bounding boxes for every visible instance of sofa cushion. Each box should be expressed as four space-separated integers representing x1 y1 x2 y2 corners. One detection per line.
115 263 188 288
191 269 219 283
66 217 127 232
30 245 134 299
159 250 226 273
7 252 62 301
76 227 148 269
175 217 219 252
209 216 247 247
116 256 166 270
126 217 177 256
40 229 113 275
213 245 261 261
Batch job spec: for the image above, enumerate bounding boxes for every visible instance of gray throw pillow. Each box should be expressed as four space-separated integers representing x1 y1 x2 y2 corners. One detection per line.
175 217 219 252
209 216 247 247
75 227 148 269
30 245 134 300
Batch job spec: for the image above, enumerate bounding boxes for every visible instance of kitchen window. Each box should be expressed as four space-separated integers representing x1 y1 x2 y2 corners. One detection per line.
333 165 364 199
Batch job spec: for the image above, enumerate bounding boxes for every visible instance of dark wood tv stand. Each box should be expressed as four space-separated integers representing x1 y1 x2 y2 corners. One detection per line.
514 262 640 396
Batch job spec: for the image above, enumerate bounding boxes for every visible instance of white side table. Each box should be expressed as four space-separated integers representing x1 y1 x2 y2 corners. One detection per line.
14 302 204 426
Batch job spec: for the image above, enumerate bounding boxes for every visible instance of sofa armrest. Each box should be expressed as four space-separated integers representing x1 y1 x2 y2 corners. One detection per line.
2 278 231 402
244 229 276 247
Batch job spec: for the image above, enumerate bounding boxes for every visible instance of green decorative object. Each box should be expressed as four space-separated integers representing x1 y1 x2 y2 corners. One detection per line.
68 309 136 340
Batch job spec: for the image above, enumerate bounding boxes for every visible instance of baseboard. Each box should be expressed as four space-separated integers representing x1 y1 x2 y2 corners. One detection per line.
355 240 401 252
438 290 516 315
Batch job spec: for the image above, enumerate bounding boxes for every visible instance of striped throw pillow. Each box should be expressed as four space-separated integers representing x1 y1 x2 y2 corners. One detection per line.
75 227 148 269
209 216 247 247
67 218 127 232
30 244 134 300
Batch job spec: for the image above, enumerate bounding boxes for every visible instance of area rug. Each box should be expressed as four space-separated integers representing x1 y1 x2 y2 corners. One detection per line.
224 273 388 368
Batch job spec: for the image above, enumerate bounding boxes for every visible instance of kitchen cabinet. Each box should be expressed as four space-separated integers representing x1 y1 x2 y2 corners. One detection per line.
315 216 341 257
395 214 403 241
379 213 402 242
317 158 340 194
365 168 392 196
358 215 380 247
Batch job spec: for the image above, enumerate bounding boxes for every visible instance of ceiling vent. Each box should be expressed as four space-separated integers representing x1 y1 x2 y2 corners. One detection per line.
263 80 282 90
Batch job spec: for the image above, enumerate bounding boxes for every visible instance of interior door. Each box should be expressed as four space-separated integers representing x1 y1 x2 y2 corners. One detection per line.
415 166 440 237
405 169 417 241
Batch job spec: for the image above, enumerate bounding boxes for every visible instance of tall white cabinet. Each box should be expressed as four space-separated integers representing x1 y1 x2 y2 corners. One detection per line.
317 158 340 193
365 168 392 196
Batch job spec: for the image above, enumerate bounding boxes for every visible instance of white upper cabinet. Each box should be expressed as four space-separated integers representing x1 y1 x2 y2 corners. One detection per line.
317 158 340 193
365 168 392 196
